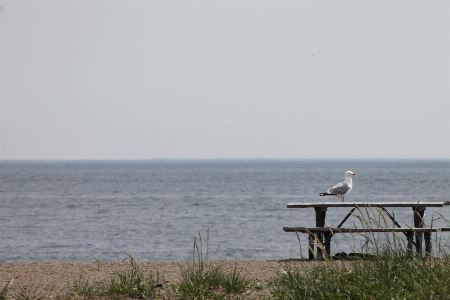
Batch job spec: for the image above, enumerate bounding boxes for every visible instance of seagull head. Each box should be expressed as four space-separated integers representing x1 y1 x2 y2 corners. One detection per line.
345 171 356 177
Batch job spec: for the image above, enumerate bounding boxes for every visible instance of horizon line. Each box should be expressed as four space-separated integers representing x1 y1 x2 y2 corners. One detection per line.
1 158 450 162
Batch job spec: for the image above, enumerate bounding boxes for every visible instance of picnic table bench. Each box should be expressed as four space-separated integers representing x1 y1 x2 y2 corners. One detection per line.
283 201 450 259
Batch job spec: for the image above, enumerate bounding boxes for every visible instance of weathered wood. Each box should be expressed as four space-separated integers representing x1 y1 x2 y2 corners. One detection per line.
315 207 327 259
287 201 450 208
308 233 315 260
406 232 414 251
413 207 425 256
425 232 432 256
283 227 450 233
324 232 331 257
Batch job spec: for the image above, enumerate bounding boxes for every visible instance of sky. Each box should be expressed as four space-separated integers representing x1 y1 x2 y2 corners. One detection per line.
1 1 450 160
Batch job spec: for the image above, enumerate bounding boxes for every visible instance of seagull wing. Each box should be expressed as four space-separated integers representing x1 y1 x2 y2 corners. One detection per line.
327 182 350 195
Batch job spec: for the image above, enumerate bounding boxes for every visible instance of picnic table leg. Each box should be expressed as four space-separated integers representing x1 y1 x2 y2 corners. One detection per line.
324 232 331 258
308 233 315 260
314 207 327 259
424 232 432 256
406 231 414 252
413 207 425 257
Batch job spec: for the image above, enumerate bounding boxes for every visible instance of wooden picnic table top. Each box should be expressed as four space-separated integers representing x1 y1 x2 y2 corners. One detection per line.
283 227 450 233
287 201 450 209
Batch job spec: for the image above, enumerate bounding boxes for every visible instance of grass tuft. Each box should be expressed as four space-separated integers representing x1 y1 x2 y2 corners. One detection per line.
106 252 163 299
0 280 11 300
64 277 103 299
171 231 253 299
62 252 163 300
10 284 43 300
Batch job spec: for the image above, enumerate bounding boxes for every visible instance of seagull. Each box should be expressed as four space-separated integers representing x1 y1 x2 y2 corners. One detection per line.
320 171 356 202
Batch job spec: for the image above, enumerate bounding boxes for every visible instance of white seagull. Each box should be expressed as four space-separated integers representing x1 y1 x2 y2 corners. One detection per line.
320 171 356 202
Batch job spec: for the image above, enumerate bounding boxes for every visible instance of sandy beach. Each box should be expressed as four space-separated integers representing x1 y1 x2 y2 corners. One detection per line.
0 259 315 299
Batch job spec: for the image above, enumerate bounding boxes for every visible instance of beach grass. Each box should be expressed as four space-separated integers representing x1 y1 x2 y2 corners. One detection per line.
57 233 254 300
169 232 253 299
60 253 164 299
269 248 450 300
0 281 10 300
10 284 43 300
105 252 163 299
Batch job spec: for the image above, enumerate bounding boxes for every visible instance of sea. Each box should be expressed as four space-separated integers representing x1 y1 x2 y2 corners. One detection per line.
1 159 449 263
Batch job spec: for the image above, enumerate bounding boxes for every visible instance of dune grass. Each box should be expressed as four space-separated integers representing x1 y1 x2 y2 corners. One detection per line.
61 233 253 300
269 248 450 300
0 281 10 300
104 252 163 299
169 232 253 299
60 252 166 299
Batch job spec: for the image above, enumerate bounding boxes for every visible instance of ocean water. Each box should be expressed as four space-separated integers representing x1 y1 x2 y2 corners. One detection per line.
0 159 449 262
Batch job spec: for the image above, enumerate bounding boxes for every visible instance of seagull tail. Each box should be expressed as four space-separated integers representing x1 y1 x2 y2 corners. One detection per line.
320 193 337 196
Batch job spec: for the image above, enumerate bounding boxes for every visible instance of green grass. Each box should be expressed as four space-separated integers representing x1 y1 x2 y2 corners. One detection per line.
10 284 43 300
105 252 163 299
0 281 11 300
170 232 253 300
171 261 252 300
60 252 164 299
269 249 450 300
59 233 252 300
64 277 103 298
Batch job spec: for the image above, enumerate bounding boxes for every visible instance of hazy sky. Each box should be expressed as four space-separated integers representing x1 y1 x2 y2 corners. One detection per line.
1 1 449 160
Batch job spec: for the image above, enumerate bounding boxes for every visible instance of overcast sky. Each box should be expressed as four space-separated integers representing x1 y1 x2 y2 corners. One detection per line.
1 1 449 160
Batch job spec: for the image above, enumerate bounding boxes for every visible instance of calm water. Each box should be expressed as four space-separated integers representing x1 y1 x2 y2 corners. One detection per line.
1 159 449 262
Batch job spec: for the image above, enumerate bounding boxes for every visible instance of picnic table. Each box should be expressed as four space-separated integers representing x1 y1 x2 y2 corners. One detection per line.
283 201 450 259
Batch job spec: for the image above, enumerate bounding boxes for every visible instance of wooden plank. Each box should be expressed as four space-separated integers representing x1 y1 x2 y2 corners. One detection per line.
287 201 450 208
283 227 450 233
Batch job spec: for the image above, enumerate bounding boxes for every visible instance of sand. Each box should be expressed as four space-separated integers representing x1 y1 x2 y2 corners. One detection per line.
0 259 315 299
